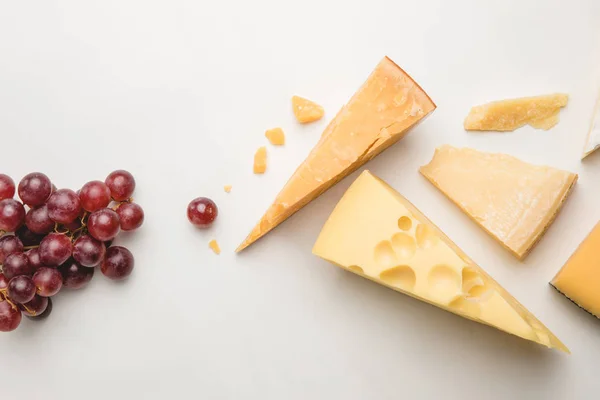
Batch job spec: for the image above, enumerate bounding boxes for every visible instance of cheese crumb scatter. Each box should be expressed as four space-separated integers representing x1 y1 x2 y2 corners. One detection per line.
223 185 232 193
253 146 267 174
265 128 286 145
292 95 324 123
209 239 221 255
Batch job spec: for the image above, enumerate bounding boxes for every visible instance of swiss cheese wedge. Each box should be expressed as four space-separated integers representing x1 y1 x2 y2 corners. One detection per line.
420 146 577 260
313 171 568 352
237 57 436 252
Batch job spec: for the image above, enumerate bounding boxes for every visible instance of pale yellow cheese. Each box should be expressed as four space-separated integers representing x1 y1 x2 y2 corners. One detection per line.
582 91 600 159
464 94 568 131
552 222 600 317
209 239 221 255
420 145 577 260
224 185 232 193
237 57 436 252
253 147 267 174
292 96 324 123
265 127 286 146
313 170 568 352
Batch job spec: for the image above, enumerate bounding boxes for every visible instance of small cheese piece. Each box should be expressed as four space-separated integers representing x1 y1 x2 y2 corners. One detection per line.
237 57 436 252
420 145 577 260
582 91 600 159
292 96 324 123
253 146 267 174
265 128 285 145
224 185 232 193
209 239 221 255
464 93 568 131
313 171 568 352
551 222 600 317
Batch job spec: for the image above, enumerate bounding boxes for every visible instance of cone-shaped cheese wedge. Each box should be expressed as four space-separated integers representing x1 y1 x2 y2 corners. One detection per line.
313 171 568 352
420 145 577 260
582 91 600 159
237 57 436 252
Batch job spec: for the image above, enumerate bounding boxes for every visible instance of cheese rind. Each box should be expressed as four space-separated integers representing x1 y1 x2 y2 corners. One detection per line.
237 57 436 252
420 145 577 260
582 91 600 159
551 222 600 317
464 94 568 131
313 170 568 352
292 96 324 123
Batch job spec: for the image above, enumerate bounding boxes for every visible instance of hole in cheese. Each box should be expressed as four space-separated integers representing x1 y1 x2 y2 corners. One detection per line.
373 240 397 268
379 265 416 291
397 216 412 231
391 232 416 260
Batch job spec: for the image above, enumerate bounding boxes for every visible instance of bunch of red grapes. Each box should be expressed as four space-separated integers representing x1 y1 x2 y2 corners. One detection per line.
0 170 144 332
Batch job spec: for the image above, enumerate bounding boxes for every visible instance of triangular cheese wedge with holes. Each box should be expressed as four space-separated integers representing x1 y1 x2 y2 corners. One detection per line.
313 170 568 352
236 57 436 252
420 145 577 260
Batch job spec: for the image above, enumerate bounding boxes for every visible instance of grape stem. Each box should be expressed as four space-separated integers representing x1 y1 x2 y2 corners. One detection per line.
23 245 39 250
0 289 18 311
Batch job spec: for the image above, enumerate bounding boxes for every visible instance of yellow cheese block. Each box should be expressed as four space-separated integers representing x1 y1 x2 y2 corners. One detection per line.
551 222 600 317
464 94 568 131
420 145 577 260
291 96 324 123
313 170 568 352
237 57 436 252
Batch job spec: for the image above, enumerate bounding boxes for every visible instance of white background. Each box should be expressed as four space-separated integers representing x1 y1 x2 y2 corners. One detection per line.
1 1 600 399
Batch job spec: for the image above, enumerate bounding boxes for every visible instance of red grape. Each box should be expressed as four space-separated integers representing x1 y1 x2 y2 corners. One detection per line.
79 180 111 212
18 172 52 206
19 294 48 317
73 235 105 267
0 235 23 263
0 273 8 290
116 202 144 231
105 170 135 201
26 248 45 271
187 197 218 228
27 297 52 320
0 199 25 232
8 275 36 304
16 225 45 246
101 246 134 280
59 259 94 289
2 252 34 279
47 189 82 224
32 267 63 297
0 299 21 332
39 233 72 267
88 208 120 241
0 174 15 201
25 204 55 234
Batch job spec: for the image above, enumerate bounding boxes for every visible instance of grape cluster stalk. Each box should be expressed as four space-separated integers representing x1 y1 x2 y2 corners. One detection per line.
0 170 144 332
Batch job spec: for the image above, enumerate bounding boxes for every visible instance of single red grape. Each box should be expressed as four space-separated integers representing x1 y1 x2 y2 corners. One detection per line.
2 252 34 279
0 199 25 232
18 172 52 206
79 180 111 212
32 267 63 297
59 258 94 289
25 204 55 234
19 294 48 317
7 275 36 304
0 299 22 332
16 225 45 246
105 170 135 201
0 174 15 201
101 246 134 280
0 235 23 264
73 235 106 267
187 197 218 228
87 208 120 241
26 248 45 271
47 189 82 224
39 233 72 267
27 297 52 320
0 273 8 290
116 202 144 231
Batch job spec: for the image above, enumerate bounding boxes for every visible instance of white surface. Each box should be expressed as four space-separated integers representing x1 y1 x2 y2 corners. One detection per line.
1 1 600 399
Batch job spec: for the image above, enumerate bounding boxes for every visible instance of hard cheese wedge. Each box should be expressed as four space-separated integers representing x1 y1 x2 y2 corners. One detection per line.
237 57 436 252
313 170 568 352
582 91 600 159
420 145 577 260
464 94 568 131
551 222 600 317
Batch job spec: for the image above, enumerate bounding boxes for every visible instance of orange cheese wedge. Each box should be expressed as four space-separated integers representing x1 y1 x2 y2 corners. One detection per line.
236 57 436 252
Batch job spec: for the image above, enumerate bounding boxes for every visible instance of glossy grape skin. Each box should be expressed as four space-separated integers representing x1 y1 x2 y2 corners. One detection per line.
105 170 135 201
0 174 15 201
26 248 45 272
16 225 45 247
25 204 55 234
79 180 111 212
18 172 52 207
101 246 134 280
46 189 82 224
59 259 94 289
27 297 52 320
116 202 144 231
0 235 23 264
32 267 63 297
88 208 120 241
2 253 34 279
73 235 106 267
39 233 72 267
187 197 218 228
0 273 8 290
7 275 36 304
0 199 26 232
19 294 48 317
0 300 22 332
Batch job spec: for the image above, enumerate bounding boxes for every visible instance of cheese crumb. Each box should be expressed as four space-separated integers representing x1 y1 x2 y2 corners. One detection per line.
292 95 324 123
253 146 267 174
209 239 221 255
223 185 232 193
265 127 285 145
